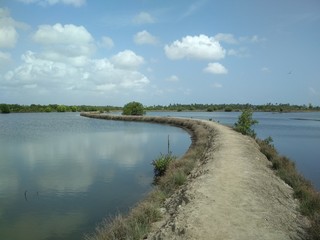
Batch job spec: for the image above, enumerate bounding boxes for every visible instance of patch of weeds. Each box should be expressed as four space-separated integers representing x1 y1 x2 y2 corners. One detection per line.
85 201 161 240
152 153 176 177
257 137 320 240
172 170 187 186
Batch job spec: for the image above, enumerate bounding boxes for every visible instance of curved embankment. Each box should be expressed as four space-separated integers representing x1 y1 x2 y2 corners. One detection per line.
81 113 308 240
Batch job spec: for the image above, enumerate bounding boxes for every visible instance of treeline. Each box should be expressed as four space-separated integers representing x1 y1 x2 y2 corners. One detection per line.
145 103 320 112
1 103 319 114
0 104 121 113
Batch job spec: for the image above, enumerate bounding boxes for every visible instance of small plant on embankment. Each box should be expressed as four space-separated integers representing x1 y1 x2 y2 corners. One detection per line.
257 137 320 239
152 153 176 177
234 109 258 138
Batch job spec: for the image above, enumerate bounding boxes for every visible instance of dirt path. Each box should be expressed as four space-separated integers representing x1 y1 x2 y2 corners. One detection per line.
147 120 307 240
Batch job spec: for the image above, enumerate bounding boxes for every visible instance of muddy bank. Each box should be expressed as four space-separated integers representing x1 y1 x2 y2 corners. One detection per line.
81 113 308 240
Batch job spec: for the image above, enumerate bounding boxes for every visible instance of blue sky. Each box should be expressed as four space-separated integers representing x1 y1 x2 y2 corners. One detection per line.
0 0 319 106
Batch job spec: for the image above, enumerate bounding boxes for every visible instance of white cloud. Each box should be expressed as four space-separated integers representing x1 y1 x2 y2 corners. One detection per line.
111 50 145 69
17 0 86 7
166 75 179 82
261 67 270 73
164 34 226 60
214 33 238 44
134 30 158 45
204 62 228 74
0 8 28 48
32 23 95 58
33 23 93 45
100 36 114 49
2 50 149 95
0 26 17 48
132 12 155 25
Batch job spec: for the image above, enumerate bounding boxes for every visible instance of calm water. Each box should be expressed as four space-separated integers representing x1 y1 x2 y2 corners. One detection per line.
1 112 319 239
148 111 320 190
0 113 191 240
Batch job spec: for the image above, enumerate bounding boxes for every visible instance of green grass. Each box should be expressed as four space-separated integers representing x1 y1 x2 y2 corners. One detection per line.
257 138 320 240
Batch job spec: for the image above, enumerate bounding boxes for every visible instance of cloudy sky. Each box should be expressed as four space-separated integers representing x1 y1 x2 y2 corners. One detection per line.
0 0 319 106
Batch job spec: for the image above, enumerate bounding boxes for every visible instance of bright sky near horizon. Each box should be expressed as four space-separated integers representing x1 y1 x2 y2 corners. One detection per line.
0 0 319 106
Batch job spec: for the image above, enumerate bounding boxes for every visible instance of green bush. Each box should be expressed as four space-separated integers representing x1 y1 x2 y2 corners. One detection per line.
152 153 176 177
122 101 144 116
57 105 67 112
234 109 258 138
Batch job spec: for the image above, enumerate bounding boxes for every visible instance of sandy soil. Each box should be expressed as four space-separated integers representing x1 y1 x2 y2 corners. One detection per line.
147 120 308 240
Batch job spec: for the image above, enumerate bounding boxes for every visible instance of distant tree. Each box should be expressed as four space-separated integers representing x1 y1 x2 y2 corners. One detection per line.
57 105 67 112
45 107 52 112
70 106 77 112
0 104 10 114
122 101 144 115
234 109 258 138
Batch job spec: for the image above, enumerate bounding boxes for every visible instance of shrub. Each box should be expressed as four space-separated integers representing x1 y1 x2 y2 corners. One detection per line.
234 109 258 138
122 101 144 116
57 105 67 112
152 153 176 177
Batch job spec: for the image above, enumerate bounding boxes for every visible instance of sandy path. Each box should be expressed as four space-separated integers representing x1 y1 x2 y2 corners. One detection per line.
147 120 307 240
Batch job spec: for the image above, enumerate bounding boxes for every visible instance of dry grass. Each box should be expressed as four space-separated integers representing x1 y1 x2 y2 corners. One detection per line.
257 138 320 240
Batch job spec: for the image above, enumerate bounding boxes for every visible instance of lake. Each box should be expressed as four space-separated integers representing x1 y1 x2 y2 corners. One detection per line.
0 111 319 239
0 113 191 240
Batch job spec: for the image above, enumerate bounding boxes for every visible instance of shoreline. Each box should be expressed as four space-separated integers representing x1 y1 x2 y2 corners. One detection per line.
81 113 309 239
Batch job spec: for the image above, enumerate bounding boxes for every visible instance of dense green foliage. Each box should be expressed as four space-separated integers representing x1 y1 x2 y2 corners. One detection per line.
145 103 320 112
0 104 10 113
0 104 118 113
122 101 145 116
1 102 319 113
234 110 258 137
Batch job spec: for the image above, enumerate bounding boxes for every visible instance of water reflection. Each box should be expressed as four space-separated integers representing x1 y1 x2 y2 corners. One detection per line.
0 113 191 239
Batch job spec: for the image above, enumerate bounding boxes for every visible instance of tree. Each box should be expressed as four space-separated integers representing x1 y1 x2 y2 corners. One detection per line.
234 109 258 138
0 104 10 114
122 101 144 116
57 105 67 112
